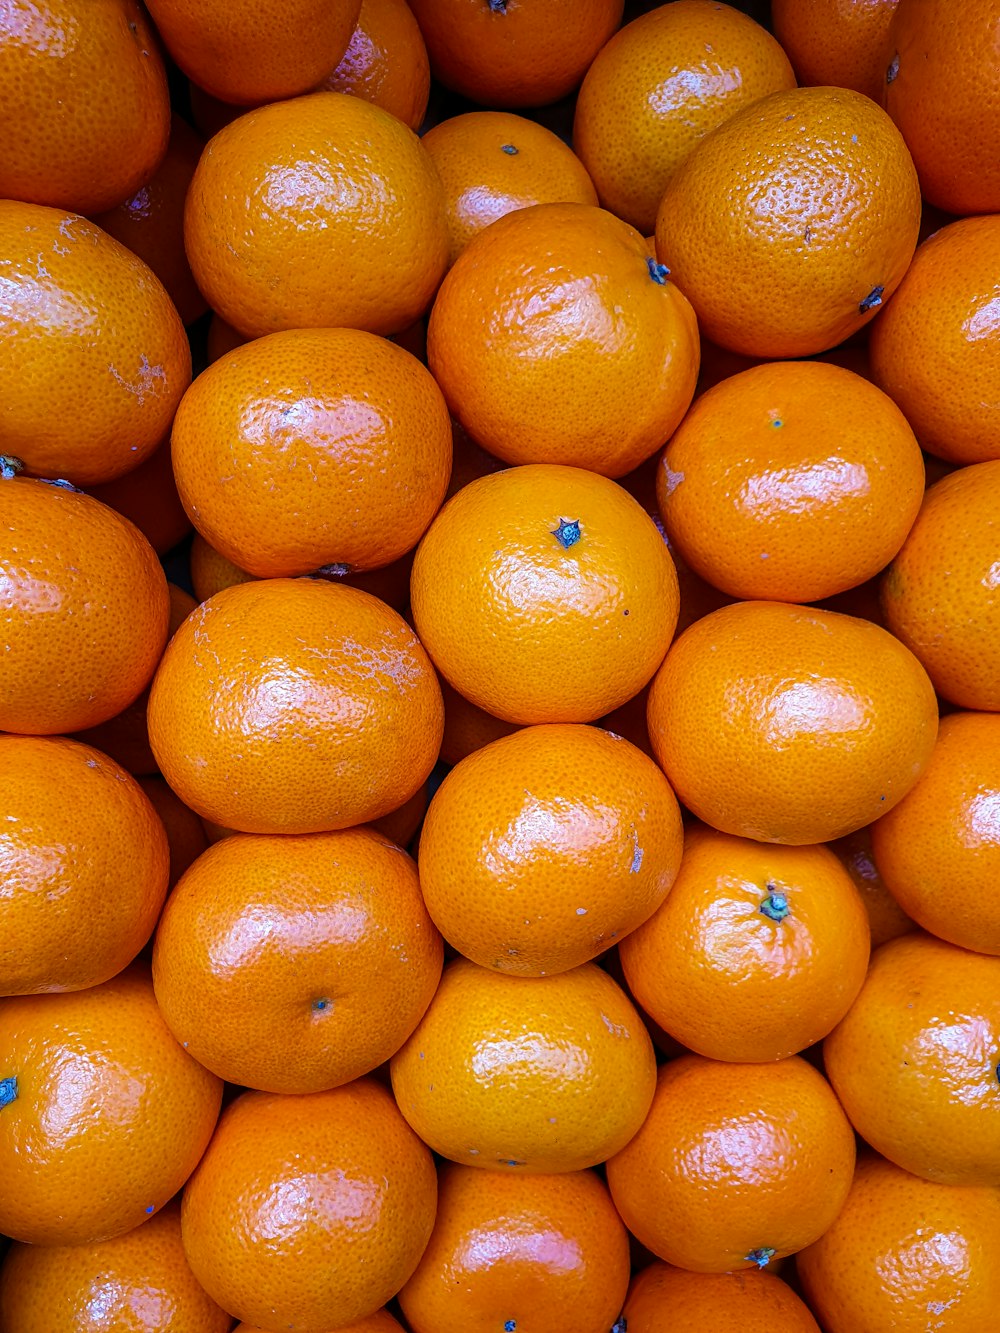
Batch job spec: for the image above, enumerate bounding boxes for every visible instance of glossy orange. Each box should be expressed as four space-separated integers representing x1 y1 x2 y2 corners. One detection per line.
622 1261 820 1332
770 0 899 104
318 0 430 131
828 824 916 949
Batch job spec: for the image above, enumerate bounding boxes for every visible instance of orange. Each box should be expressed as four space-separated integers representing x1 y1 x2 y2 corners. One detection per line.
880 461 1000 710
369 780 429 849
869 215 1000 465
410 464 679 724
236 1317 403 1333
422 111 598 266
184 92 449 339
0 0 170 214
418 723 683 976
797 1152 1000 1333
884 0 1000 215
390 958 655 1173
573 0 795 235
137 776 208 891
398 1164 631 1333
622 1261 820 1333
655 86 921 357
171 327 452 578
147 578 443 835
180 1079 437 1330
188 532 256 602
647 600 939 845
0 473 169 736
0 963 222 1246
657 360 925 602
204 311 248 364
438 679 522 766
619 824 870 1062
152 827 443 1092
407 0 623 108
0 202 191 485
0 1198 231 1333
427 203 699 477
824 932 1000 1185
828 824 916 950
605 1053 856 1273
144 0 360 105
89 437 192 557
770 0 899 104
318 0 430 131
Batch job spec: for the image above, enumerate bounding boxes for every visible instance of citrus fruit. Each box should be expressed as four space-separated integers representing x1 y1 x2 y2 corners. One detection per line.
317 0 430 131
622 1260 821 1332
828 824 916 949
770 0 899 104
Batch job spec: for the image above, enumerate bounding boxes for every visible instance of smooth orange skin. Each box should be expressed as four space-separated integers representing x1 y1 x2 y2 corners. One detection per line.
647 600 939 845
418 723 683 976
797 1153 1000 1332
0 964 222 1247
410 464 680 725
184 92 449 339
152 828 443 1092
619 824 870 1062
89 436 192 557
605 1054 856 1273
398 1164 631 1333
828 824 916 950
147 578 443 835
0 1198 231 1333
771 0 899 104
0 477 170 736
428 202 699 478
622 1261 820 1332
318 0 430 131
136 776 208 892
171 328 452 578
0 202 191 485
573 0 795 235
390 958 656 1174
657 360 925 603
870 215 1000 465
180 1080 437 1331
0 736 169 997
0 0 170 214
655 86 921 358
204 311 248 363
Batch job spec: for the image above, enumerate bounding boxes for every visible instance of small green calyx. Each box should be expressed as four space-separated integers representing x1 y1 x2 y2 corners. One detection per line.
0 456 23 480
501 143 518 155
760 890 789 922
859 286 884 313
647 257 670 285
746 1246 776 1269
0 1076 17 1109
551 518 582 550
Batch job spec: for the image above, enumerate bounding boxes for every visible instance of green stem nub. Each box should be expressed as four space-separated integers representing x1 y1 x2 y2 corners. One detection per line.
0 456 24 480
746 1247 776 1269
859 286 884 313
488 0 507 10
0 1077 17 1109
551 518 581 549
647 257 670 285
760 891 789 922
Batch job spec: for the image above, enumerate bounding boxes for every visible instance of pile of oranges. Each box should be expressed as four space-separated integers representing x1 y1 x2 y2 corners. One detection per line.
2 0 1000 1329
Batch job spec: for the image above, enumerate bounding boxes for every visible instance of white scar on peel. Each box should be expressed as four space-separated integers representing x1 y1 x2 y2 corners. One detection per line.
109 354 165 405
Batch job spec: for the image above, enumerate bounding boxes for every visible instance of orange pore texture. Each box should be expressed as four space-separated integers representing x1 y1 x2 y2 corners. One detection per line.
622 1260 821 1332
770 0 899 104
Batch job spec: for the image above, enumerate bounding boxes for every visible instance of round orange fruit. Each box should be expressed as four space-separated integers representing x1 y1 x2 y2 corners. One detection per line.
622 1261 821 1333
317 0 430 131
770 0 899 104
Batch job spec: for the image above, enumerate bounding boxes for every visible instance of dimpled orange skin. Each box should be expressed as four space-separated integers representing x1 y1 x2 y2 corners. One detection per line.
427 203 699 477
828 824 916 949
170 328 452 578
318 0 430 131
180 1080 437 1331
236 1316 404 1333
622 1261 821 1333
770 0 899 104
0 736 169 997
390 958 656 1173
410 464 679 725
0 477 170 736
647 600 939 845
0 964 222 1247
870 216 1000 465
0 203 191 485
825 933 1000 1185
573 0 795 236
184 92 449 340
655 86 921 358
657 360 925 603
880 462 1000 710
797 1153 1000 1333
147 578 443 835
398 1164 631 1333
417 724 684 977
605 1054 856 1273
0 1199 232 1333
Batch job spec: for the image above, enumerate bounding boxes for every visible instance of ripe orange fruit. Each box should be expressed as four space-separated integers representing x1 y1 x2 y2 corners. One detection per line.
880 461 1000 710
0 964 222 1246
410 464 679 724
89 438 192 557
770 0 899 104
797 1152 1000 1333
171 327 452 578
236 1317 403 1333
605 1054 856 1272
828 824 916 950
0 0 170 214
184 92 449 339
869 215 1000 465
398 1164 631 1333
318 0 430 131
148 578 443 835
390 958 656 1173
438 678 522 766
418 723 683 976
188 532 256 602
619 824 870 1062
0 474 170 736
427 203 698 477
622 1261 821 1332
657 360 925 602
0 202 191 485
655 86 921 357
824 932 1000 1185
180 1079 437 1330
136 775 208 891
573 0 795 235
369 779 429 849
647 600 939 844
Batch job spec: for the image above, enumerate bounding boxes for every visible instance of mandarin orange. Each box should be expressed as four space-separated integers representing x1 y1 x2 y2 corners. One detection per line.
88 437 192 557
770 0 899 104
828 824 916 949
622 1260 820 1333
317 0 430 131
